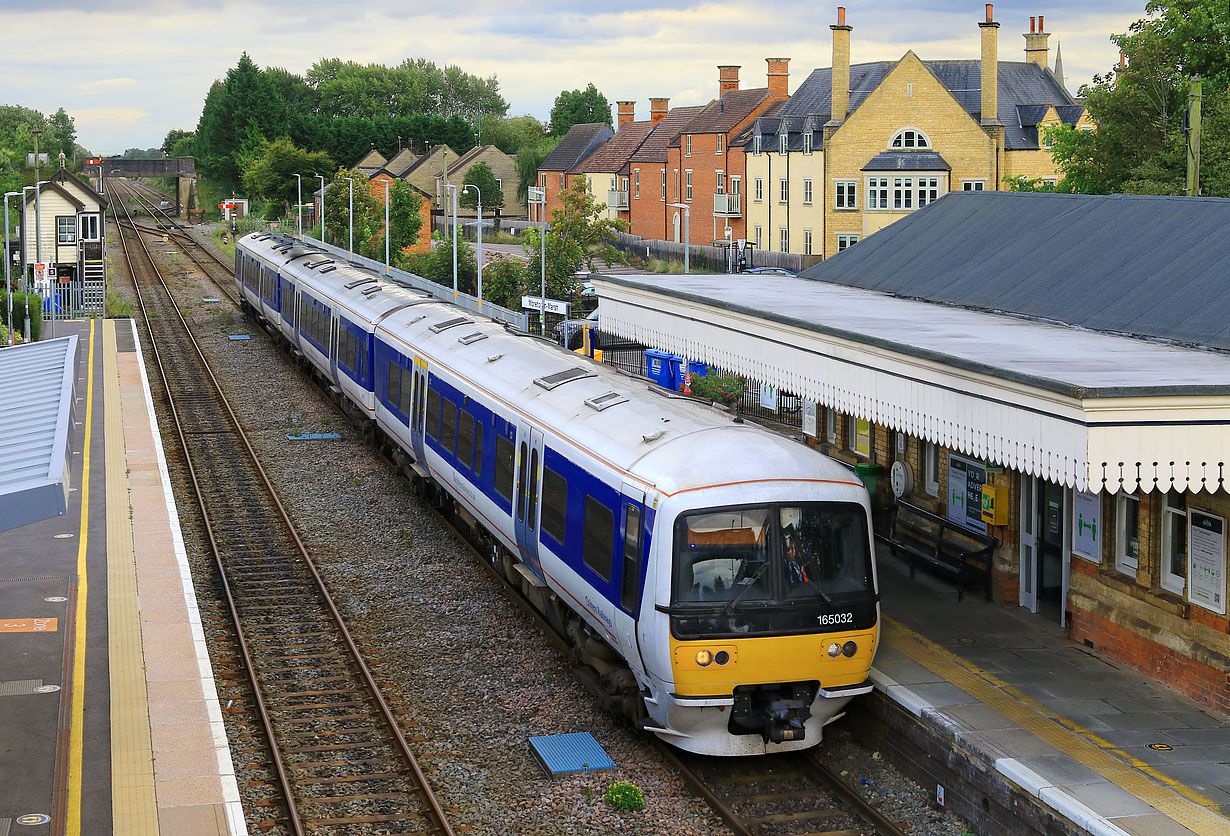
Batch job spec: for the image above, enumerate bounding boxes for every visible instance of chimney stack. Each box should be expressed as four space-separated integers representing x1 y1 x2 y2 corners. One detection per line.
649 97 669 125
830 6 852 121
979 4 1000 124
718 65 740 96
1023 13 1050 69
617 100 635 128
766 58 791 100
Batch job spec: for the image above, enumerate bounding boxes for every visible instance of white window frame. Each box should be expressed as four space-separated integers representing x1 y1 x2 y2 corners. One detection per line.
802 178 813 206
835 180 857 210
916 176 940 207
716 134 723 154
753 224 763 249
685 134 692 157
57 216 77 244
661 168 667 200
825 409 837 445
1161 491 1187 595
754 177 763 203
847 415 871 458
866 177 889 210
924 442 940 495
962 179 986 191
1116 491 1140 576
779 226 789 253
685 169 693 202
803 229 813 255
803 132 813 155
779 133 789 155
634 169 640 199
729 175 741 197
78 213 100 242
893 177 914 210
753 135 762 155
889 127 931 149
715 170 724 195
779 177 788 204
837 234 859 252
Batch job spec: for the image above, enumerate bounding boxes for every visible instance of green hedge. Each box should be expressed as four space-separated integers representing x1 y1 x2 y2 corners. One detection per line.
0 290 44 342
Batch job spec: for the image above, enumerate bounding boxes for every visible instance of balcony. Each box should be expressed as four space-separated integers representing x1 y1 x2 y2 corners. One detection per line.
607 190 629 211
714 192 742 217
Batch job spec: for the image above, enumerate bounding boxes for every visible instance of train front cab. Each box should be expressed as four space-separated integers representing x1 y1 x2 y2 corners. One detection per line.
641 487 879 756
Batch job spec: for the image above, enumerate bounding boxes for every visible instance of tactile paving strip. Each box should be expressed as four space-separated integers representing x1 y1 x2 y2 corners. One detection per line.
0 680 44 697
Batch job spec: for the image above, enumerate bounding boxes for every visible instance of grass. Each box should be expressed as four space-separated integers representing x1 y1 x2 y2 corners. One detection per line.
105 288 134 318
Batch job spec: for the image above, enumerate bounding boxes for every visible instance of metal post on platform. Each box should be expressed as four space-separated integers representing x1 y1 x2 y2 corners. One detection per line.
446 184 458 297
464 184 482 305
293 173 302 238
315 174 325 239
384 179 390 270
4 191 18 345
344 177 354 255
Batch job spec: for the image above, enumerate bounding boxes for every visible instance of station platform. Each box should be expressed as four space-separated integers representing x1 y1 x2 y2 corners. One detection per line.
0 319 245 835
865 549 1230 836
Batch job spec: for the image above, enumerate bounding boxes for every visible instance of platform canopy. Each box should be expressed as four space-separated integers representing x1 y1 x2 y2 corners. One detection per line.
0 336 78 531
593 274 1230 495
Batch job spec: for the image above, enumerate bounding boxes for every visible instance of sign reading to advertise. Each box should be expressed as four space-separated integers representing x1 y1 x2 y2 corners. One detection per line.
1188 510 1226 614
521 296 569 315
946 453 987 534
1072 490 1101 562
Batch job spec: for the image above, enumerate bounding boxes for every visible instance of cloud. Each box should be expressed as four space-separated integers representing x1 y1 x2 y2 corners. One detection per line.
70 106 151 124
78 78 137 93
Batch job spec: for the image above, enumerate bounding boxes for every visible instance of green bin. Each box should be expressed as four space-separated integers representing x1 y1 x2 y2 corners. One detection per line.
853 462 883 495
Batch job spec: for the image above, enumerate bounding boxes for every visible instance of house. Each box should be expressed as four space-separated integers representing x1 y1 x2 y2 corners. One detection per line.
355 149 387 177
385 147 418 177
444 145 523 218
568 103 654 224
396 145 457 214
22 165 107 314
367 168 433 255
662 60 790 244
627 99 705 241
532 122 614 222
738 6 1088 259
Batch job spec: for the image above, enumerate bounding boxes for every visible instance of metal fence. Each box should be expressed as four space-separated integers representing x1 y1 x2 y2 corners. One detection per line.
610 231 821 274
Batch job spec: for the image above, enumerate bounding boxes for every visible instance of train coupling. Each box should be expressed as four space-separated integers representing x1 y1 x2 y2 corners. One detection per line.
729 682 819 744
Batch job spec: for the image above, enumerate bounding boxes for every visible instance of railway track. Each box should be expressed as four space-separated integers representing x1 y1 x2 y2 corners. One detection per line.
113 182 916 836
111 184 455 836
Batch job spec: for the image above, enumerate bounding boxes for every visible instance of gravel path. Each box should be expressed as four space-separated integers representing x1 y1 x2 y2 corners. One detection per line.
120 217 976 836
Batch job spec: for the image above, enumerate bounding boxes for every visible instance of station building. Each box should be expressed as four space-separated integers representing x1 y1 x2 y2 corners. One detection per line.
594 191 1230 715
21 166 108 314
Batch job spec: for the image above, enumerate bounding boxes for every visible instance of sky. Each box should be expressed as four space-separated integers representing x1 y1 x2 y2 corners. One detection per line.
0 0 1147 154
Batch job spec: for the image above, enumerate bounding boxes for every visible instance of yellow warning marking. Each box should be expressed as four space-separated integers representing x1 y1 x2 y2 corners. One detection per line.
0 618 58 633
65 319 95 836
883 618 1228 836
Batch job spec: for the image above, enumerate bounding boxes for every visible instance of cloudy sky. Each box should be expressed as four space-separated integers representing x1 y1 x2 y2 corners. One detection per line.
2 0 1145 154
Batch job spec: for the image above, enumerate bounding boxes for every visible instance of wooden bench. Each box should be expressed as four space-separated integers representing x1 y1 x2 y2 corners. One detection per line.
876 500 997 602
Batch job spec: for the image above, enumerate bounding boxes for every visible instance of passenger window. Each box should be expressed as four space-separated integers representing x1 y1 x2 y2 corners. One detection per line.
441 398 458 453
621 504 642 612
425 388 441 440
540 467 568 545
457 410 475 469
474 421 484 477
387 360 399 406
516 442 528 521
495 435 515 502
399 368 413 416
583 496 616 581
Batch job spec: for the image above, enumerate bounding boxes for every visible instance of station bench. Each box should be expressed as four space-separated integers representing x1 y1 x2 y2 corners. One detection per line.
876 500 996 602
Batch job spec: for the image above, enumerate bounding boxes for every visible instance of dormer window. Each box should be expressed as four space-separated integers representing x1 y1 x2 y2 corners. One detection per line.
803 132 813 155
753 135 762 155
779 133 788 155
889 129 931 149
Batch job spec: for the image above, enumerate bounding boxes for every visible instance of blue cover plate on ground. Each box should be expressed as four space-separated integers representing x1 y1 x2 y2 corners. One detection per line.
228 334 251 341
286 433 342 440
528 732 615 777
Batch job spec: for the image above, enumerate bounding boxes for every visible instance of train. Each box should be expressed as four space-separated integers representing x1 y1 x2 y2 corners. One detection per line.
234 232 880 757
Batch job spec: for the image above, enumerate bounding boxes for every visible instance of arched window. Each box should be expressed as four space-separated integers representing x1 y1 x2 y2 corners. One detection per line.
889 128 931 150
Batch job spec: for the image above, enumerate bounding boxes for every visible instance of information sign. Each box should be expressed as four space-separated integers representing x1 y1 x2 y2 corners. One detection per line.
1188 510 1226 614
946 453 987 534
1072 490 1102 562
802 401 817 437
521 296 569 315
759 383 778 411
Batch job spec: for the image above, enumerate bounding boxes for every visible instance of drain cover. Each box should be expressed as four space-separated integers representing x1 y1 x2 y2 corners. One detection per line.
528 732 614 777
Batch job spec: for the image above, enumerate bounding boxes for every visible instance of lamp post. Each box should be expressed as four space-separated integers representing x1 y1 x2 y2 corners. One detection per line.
667 203 691 274
383 179 390 270
314 174 325 239
34 180 50 335
463 184 482 305
21 185 34 340
343 177 354 255
4 191 19 345
292 174 302 238
528 186 547 334
446 184 458 296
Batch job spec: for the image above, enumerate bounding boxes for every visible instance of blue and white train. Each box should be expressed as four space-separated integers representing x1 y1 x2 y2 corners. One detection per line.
235 232 880 756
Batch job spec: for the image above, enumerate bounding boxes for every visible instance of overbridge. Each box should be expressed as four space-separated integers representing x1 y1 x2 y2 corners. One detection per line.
94 157 198 215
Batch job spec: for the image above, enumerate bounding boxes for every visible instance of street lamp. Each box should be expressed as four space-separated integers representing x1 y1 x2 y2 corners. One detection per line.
528 186 547 334
314 174 325 239
21 185 34 338
343 177 354 255
446 184 458 296
292 174 302 238
463 184 482 305
34 180 50 335
383 179 391 270
4 191 19 345
667 203 691 274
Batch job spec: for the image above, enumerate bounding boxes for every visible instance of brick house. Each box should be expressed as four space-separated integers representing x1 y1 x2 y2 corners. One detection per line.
662 61 790 244
738 5 1088 259
569 103 654 225
627 100 705 241
532 122 614 223
365 168 432 256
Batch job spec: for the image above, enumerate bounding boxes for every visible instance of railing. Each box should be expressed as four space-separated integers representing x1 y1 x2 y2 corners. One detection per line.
713 192 742 216
607 190 629 211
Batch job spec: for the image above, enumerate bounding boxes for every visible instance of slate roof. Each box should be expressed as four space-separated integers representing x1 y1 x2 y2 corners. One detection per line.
669 87 774 141
571 121 654 173
629 106 706 163
540 123 615 172
745 59 1081 151
861 151 951 171
798 192 1230 352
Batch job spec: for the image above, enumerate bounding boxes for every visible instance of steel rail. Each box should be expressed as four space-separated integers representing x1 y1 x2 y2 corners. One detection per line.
112 189 456 836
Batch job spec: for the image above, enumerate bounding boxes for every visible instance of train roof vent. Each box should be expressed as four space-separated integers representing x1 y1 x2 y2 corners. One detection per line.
318 265 337 273
306 259 334 269
344 277 378 289
458 331 488 346
360 286 382 297
429 316 473 334
584 391 628 412
535 367 597 391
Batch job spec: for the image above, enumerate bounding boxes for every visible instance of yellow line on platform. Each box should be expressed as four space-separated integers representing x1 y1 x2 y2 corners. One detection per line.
883 618 1228 836
66 319 95 836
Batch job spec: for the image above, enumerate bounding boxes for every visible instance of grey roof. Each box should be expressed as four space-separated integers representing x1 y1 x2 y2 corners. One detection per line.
862 151 951 171
629 105 706 163
752 59 1080 151
540 123 615 172
0 336 77 531
798 192 1230 352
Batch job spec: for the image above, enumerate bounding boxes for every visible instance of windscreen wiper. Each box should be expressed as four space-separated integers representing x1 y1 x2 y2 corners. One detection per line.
721 562 771 615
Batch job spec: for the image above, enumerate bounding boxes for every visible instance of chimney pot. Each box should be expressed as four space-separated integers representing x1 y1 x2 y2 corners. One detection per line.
649 97 669 125
1038 15 1044 31
986 3 994 22
766 57 790 99
837 5 845 25
1030 15 1035 33
617 100 635 128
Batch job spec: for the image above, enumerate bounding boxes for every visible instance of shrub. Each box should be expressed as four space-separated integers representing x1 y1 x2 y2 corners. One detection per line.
0 290 43 341
690 372 745 407
603 781 645 812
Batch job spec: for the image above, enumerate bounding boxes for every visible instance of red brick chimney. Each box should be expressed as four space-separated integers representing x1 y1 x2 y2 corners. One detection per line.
617 100 635 128
649 98 669 125
719 65 740 96
766 58 790 100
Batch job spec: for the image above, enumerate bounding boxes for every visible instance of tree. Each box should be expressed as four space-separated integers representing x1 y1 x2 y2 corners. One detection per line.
195 53 288 188
323 168 381 255
161 129 194 157
483 114 547 155
242 137 334 206
386 179 425 255
515 138 558 204
523 179 625 304
481 256 528 308
549 84 612 136
400 235 478 295
461 161 503 209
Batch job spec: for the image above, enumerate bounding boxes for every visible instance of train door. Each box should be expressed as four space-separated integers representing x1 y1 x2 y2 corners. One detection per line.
617 484 648 674
329 314 339 382
410 357 428 460
514 425 544 574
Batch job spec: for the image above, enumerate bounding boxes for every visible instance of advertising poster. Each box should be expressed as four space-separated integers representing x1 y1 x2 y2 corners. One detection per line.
1072 490 1101 562
1188 510 1226 615
946 453 987 534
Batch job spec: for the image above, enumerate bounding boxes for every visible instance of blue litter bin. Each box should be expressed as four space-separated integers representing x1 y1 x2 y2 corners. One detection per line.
644 349 678 390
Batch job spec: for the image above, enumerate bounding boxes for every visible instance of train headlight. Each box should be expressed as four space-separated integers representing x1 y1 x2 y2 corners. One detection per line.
842 641 858 658
827 643 842 658
695 650 713 667
714 650 730 666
